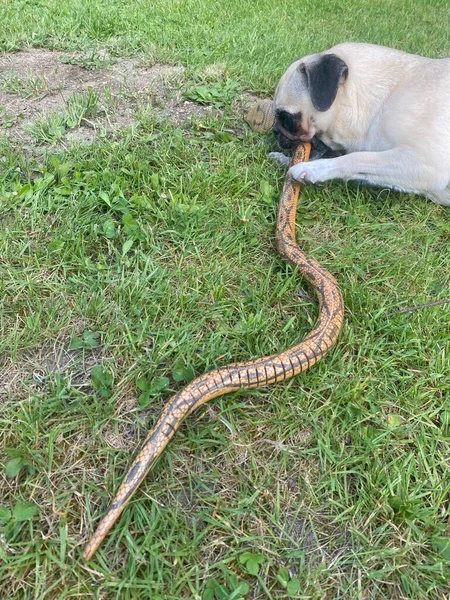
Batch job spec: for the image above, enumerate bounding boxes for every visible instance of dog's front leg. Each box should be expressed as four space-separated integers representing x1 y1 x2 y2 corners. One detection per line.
268 152 291 168
290 148 447 196
269 140 334 169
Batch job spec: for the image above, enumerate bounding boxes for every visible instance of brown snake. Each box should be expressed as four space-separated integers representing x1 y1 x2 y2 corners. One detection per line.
83 141 345 561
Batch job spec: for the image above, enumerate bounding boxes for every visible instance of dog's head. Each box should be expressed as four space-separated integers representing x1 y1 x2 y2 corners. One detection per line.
273 53 348 149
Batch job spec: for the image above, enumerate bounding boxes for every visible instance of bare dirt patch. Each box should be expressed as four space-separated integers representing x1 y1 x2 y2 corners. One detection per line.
0 340 102 401
0 49 213 148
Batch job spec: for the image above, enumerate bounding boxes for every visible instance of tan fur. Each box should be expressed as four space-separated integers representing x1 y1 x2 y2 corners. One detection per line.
273 43 450 205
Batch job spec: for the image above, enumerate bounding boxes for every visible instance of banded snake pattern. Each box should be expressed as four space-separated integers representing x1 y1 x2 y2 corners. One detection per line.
83 115 344 560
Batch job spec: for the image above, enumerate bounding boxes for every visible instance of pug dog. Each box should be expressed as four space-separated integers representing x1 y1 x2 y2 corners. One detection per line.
270 42 450 205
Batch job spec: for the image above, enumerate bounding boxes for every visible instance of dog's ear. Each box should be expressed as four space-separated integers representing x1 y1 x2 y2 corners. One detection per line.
299 54 348 112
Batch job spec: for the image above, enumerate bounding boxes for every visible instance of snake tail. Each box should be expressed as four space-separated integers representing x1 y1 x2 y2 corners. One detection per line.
83 142 344 561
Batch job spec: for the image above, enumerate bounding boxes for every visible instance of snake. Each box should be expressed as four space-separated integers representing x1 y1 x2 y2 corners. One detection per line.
83 99 345 561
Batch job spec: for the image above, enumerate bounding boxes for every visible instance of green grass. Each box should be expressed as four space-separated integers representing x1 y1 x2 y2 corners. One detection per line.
1 0 450 91
25 89 101 144
1 1 450 599
1 72 52 98
60 49 114 70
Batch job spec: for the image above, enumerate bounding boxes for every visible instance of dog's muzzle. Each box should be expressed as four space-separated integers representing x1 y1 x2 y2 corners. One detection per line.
272 123 335 160
272 121 311 150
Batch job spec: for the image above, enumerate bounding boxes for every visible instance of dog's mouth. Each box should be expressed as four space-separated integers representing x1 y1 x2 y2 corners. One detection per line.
273 122 303 147
273 126 332 159
272 121 315 149
309 136 334 159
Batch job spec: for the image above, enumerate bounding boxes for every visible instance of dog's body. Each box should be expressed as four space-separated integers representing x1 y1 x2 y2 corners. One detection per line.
272 43 450 205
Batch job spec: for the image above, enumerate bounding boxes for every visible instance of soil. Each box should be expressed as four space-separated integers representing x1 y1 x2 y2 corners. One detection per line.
0 49 213 148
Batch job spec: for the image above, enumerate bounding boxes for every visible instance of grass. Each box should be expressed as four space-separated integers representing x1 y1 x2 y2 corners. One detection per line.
1 0 450 91
1 0 450 598
60 50 114 70
0 106 15 130
25 89 101 144
1 72 52 98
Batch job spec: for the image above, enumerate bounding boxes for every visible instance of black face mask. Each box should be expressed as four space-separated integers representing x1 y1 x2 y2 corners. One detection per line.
273 110 303 148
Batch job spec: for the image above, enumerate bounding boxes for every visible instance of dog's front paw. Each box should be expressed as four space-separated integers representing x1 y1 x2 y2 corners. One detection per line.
268 151 291 168
290 159 334 184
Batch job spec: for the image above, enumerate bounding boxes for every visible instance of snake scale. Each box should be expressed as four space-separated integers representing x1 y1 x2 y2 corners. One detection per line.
83 101 344 561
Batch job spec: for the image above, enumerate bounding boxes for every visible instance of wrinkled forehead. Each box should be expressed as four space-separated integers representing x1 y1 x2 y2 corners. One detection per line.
273 58 309 114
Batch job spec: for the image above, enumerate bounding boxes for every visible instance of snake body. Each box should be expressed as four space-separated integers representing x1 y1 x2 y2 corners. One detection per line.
83 134 344 561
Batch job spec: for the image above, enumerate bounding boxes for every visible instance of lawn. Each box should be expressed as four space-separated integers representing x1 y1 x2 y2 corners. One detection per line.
1 0 450 598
